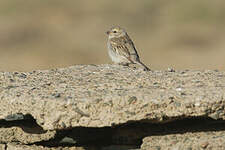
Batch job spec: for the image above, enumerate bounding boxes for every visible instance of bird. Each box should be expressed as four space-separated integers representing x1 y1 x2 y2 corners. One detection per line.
106 26 150 71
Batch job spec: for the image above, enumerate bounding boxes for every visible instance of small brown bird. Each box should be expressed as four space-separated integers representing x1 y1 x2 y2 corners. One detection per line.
106 26 150 71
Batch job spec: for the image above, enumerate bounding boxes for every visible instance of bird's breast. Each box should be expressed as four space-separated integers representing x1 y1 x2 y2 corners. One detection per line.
107 41 126 63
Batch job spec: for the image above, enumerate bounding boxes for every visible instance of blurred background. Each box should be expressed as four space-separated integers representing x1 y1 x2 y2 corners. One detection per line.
0 0 225 71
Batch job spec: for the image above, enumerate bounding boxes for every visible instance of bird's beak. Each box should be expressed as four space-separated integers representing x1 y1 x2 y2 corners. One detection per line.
106 31 110 35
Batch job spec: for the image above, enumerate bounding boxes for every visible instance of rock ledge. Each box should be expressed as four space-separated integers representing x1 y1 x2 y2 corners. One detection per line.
0 65 225 149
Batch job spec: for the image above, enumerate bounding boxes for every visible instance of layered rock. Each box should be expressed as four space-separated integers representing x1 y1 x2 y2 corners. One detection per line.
0 65 224 149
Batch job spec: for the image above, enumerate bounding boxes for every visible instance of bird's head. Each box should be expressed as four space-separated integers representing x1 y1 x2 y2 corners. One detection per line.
106 26 126 39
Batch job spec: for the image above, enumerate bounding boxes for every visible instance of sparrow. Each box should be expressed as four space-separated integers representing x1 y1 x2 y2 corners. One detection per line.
106 26 150 71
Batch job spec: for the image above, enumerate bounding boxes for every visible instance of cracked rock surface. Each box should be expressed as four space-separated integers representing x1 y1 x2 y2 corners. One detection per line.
0 65 225 149
141 130 225 150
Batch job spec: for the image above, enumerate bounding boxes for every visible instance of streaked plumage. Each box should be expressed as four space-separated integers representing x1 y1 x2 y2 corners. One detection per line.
106 26 150 71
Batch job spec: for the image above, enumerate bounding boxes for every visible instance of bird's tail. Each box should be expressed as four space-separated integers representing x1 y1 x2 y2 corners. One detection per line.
137 61 151 71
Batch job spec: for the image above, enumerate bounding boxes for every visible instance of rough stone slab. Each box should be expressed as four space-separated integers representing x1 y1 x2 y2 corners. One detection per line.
0 127 55 144
141 130 225 150
0 65 225 130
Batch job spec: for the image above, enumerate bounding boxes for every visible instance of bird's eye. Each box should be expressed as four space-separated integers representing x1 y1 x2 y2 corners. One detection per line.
113 30 117 33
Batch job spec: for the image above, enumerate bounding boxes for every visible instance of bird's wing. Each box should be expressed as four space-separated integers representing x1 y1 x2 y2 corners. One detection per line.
110 34 140 61
124 35 140 59
110 37 130 58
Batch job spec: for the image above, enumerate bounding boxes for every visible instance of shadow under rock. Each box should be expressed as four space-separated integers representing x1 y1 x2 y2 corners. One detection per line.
1 114 225 149
33 117 225 149
0 114 46 134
